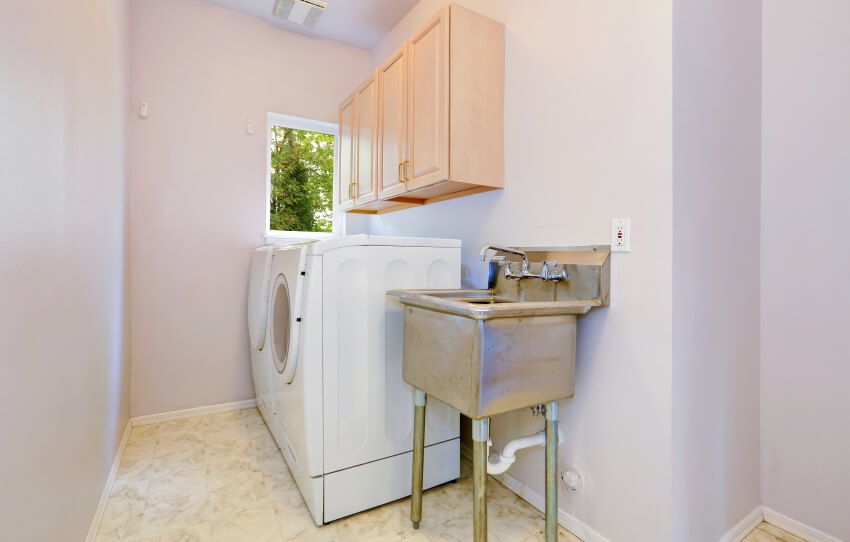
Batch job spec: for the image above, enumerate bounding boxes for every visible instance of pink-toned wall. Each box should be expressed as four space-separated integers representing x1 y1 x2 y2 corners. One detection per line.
672 1 762 540
762 2 850 539
129 0 371 416
0 0 131 539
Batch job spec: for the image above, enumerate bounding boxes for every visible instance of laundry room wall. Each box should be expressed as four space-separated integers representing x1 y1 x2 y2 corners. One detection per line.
761 2 850 539
129 0 371 416
671 1 762 540
0 0 131 540
350 1 675 540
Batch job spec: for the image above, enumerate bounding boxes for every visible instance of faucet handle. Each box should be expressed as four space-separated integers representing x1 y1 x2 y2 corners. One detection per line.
546 261 569 283
537 260 552 281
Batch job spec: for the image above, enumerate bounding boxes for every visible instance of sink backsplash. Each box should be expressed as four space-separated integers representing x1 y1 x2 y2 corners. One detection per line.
488 246 611 305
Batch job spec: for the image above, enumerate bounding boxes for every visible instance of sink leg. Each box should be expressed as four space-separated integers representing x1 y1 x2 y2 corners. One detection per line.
472 417 489 542
411 389 426 529
545 402 559 542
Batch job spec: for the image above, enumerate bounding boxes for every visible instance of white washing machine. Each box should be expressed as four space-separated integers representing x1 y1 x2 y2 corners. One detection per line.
263 235 461 524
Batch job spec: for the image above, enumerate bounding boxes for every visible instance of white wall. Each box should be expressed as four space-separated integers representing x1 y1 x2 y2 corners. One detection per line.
672 2 762 540
129 0 371 416
0 0 131 540
761 2 850 540
354 1 675 539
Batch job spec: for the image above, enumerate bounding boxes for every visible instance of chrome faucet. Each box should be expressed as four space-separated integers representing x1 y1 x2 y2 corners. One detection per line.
479 244 529 279
540 260 569 283
480 244 571 283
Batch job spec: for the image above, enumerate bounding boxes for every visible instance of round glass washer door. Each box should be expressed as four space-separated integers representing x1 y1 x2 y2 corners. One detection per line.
270 273 299 383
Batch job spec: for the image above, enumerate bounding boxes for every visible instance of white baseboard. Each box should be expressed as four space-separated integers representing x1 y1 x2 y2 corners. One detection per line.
718 506 764 542
130 398 257 426
494 471 610 542
494 475 780 542
763 506 843 542
85 419 132 542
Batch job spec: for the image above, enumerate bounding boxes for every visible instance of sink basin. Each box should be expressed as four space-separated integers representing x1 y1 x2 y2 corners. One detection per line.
390 289 600 319
388 247 610 419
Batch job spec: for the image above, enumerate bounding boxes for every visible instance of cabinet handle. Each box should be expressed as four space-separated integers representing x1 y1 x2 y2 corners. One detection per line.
404 161 411 181
348 182 356 199
398 162 404 183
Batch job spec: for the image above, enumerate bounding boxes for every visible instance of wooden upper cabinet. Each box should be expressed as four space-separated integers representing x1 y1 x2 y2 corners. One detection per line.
354 70 378 206
406 5 450 191
337 94 356 211
344 3 504 214
378 45 408 200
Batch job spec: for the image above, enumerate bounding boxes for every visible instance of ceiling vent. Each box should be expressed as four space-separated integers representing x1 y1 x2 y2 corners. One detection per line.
273 0 327 26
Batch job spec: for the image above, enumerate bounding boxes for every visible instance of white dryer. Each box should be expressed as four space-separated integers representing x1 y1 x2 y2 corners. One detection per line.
247 241 314 426
247 245 277 423
267 235 461 524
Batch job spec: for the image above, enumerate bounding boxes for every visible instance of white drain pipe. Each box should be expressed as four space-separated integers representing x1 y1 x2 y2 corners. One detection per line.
486 426 564 475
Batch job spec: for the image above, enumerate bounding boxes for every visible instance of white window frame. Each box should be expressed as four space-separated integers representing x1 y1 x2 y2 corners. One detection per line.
265 112 342 241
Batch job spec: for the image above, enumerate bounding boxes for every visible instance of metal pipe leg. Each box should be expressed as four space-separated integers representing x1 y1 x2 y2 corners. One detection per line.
472 418 490 542
545 402 559 542
411 389 426 529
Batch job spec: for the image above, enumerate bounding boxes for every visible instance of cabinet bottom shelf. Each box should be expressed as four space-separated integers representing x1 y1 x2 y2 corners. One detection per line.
346 184 499 215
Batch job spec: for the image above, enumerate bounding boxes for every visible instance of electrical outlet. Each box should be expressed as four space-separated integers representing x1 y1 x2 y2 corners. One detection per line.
611 218 631 252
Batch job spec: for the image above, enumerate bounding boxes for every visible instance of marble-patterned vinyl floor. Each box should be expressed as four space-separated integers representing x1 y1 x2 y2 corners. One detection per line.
95 408 805 542
741 523 807 542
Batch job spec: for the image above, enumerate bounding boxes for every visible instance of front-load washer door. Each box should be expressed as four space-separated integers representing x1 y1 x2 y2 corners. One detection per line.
248 247 275 351
269 248 306 384
271 274 296 383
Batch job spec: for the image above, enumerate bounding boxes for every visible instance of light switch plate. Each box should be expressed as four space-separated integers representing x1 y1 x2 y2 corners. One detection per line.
612 218 631 252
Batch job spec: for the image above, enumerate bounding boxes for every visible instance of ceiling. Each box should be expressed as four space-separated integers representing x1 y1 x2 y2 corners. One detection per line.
201 0 420 51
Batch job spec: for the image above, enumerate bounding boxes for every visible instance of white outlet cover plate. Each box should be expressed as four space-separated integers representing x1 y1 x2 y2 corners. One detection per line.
612 218 631 252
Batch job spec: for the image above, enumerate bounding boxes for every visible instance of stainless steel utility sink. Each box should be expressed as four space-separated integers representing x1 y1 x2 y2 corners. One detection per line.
390 289 600 319
389 246 610 419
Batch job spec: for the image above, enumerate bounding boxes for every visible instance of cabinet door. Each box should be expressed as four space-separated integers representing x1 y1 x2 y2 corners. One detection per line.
354 71 378 206
406 5 450 191
337 94 356 211
377 45 408 199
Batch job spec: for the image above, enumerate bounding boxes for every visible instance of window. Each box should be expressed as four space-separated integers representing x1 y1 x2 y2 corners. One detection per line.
266 113 339 237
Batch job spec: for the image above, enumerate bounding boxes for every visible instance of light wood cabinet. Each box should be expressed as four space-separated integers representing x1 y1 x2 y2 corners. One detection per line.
337 94 356 211
406 6 450 191
347 3 504 215
377 46 408 200
337 71 380 211
354 71 378 206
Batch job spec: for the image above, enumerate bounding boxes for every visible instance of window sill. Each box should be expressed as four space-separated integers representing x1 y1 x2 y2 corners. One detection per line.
264 230 337 243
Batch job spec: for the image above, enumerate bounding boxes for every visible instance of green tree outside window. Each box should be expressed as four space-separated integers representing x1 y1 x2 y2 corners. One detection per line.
269 126 335 233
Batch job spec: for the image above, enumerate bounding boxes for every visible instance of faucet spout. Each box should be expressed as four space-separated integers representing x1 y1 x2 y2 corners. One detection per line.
480 244 530 279
479 244 528 265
